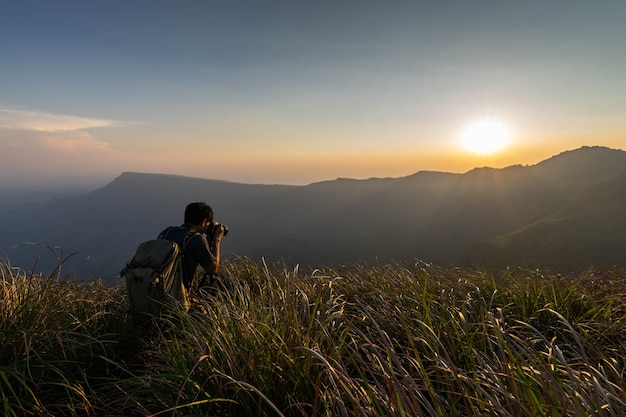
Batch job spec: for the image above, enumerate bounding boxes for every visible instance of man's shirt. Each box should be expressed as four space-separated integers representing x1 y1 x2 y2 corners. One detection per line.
159 226 215 288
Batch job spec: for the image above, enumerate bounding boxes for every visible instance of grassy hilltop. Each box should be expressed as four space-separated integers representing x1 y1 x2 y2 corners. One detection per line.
1 256 626 416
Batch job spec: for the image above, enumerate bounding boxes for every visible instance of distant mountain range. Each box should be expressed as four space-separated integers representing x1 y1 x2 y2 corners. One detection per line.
1 146 625 280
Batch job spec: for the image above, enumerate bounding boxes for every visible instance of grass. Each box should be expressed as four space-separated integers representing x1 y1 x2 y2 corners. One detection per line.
1 255 625 416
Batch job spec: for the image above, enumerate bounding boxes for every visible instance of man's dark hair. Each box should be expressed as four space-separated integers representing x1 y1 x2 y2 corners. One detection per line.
184 202 214 225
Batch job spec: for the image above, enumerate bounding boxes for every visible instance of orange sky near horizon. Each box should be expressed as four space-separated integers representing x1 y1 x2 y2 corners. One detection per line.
125 135 624 185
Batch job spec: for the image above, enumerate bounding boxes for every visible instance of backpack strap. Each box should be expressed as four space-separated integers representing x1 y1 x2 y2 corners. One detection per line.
179 230 199 251
158 227 198 247
178 231 202 289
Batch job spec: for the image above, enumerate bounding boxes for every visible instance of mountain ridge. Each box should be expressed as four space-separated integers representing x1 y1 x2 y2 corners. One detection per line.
1 146 624 279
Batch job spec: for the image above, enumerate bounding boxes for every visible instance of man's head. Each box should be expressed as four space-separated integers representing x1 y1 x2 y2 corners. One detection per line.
184 202 214 226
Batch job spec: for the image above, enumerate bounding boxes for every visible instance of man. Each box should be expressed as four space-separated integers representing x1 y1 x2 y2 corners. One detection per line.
159 202 226 289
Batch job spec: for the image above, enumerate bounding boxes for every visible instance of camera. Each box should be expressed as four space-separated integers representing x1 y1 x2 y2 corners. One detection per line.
207 221 229 238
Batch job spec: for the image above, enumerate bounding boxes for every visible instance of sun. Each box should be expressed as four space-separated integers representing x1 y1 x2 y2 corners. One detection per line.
460 118 511 154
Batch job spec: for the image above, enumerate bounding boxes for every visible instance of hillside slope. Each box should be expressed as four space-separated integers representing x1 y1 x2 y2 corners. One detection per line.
460 170 626 271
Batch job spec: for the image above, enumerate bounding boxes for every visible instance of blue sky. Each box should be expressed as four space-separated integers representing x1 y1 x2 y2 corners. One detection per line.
1 1 625 191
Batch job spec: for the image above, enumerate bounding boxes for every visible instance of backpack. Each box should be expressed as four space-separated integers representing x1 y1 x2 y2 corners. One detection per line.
121 229 196 326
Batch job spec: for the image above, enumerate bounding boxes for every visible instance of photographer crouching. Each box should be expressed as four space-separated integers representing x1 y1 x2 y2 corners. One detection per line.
158 202 228 291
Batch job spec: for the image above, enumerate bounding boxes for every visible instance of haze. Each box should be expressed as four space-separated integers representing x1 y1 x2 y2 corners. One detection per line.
1 1 625 197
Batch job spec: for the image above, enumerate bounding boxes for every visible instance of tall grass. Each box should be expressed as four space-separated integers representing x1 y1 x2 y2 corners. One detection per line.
1 255 625 416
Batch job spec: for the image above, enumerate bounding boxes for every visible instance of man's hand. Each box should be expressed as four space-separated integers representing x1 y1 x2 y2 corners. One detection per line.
210 223 226 241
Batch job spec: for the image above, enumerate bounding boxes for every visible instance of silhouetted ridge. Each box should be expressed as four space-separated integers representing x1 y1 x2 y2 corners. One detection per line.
529 146 626 192
0 146 624 279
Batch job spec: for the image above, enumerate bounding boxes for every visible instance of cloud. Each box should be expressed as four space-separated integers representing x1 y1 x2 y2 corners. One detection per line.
0 128 111 154
0 106 120 153
0 127 121 188
0 106 119 132
39 131 112 152
0 106 136 188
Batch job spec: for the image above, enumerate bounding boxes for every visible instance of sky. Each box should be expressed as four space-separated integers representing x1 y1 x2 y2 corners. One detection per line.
1 1 625 192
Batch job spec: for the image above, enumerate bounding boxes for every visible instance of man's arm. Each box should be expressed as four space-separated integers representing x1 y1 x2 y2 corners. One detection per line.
201 224 225 275
201 236 221 275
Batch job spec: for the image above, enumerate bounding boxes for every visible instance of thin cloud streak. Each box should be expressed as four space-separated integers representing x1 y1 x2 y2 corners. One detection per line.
0 129 112 154
38 131 111 153
0 106 120 132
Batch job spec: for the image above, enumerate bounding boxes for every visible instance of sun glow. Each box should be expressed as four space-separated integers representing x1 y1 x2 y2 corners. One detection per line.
461 118 511 154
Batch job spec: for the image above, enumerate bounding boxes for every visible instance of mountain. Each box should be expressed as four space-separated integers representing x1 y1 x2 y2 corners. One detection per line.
1 146 625 279
460 169 626 271
528 146 626 192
